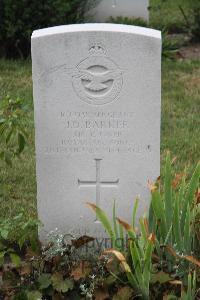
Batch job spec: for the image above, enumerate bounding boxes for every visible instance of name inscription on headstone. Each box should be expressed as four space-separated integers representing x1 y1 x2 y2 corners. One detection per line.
44 111 152 155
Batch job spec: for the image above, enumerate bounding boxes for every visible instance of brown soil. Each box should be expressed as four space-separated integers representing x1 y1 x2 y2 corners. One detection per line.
179 44 200 59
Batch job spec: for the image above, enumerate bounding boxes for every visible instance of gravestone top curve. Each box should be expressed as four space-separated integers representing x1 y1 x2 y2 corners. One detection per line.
32 24 161 39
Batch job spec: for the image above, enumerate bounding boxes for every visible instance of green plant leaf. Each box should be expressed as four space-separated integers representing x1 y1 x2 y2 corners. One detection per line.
10 253 21 267
0 151 4 160
38 273 51 290
0 228 9 239
113 199 119 240
5 129 13 144
118 222 124 244
164 152 173 232
185 162 200 206
183 204 191 254
129 241 142 283
14 291 28 300
132 197 139 228
27 291 42 300
18 131 26 154
143 239 154 289
187 272 192 299
0 118 6 124
177 175 187 238
51 273 74 293
4 151 12 166
181 163 200 228
164 224 172 245
0 121 6 135
139 218 148 241
151 271 171 284
151 190 167 241
0 251 5 266
61 278 74 293
173 195 182 250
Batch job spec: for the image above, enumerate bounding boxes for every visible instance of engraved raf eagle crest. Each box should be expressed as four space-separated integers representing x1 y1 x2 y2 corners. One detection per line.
72 44 123 105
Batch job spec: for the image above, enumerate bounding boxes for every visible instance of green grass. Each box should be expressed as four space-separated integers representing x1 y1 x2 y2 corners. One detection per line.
0 59 33 104
161 59 200 171
0 59 36 218
0 58 199 219
150 0 188 32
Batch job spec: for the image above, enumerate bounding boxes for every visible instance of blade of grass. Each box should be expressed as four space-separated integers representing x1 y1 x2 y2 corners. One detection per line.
86 202 116 245
181 163 200 228
118 222 124 244
183 204 191 254
130 241 142 280
143 238 154 297
185 163 200 206
113 200 118 239
173 195 182 250
164 152 173 233
132 197 139 228
151 190 167 241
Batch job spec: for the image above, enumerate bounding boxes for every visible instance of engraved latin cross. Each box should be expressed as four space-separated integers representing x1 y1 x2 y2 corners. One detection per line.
78 159 119 207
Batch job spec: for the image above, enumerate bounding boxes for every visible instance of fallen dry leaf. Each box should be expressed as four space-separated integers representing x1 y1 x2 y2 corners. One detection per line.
70 261 91 281
105 257 120 273
147 180 157 193
148 233 156 244
171 156 177 165
103 249 131 273
113 286 133 300
18 262 32 276
94 287 109 300
116 218 134 232
185 255 200 267
144 218 149 236
71 235 94 249
172 172 185 188
195 188 200 204
164 245 179 258
86 202 98 211
151 271 172 284
25 247 40 260
169 280 183 286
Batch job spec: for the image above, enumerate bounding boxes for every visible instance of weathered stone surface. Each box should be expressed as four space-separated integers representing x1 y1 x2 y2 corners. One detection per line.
31 24 161 240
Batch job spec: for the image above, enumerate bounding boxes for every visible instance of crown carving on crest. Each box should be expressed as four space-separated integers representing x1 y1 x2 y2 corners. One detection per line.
89 43 106 55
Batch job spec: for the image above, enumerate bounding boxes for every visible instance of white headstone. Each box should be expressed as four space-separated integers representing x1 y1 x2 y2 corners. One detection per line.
88 0 149 22
31 24 161 241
